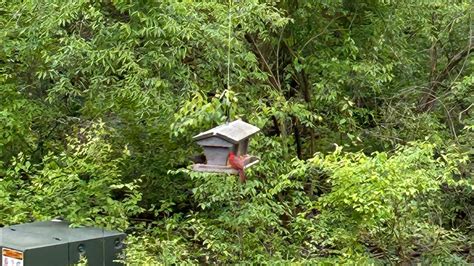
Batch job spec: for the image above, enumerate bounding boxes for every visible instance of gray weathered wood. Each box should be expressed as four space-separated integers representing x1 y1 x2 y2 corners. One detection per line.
193 120 260 174
237 138 248 155
196 137 234 148
193 119 260 144
202 146 231 166
192 156 260 174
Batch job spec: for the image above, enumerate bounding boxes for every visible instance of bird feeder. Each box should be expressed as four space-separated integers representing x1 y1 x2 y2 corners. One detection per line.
193 119 260 174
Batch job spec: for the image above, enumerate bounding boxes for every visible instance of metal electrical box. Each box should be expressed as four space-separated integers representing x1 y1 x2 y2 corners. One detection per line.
0 220 125 266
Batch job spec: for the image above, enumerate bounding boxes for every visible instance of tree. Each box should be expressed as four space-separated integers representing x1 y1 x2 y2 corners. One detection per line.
0 0 472 264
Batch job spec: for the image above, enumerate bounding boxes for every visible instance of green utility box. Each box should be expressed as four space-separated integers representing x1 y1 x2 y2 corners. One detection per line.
0 220 125 266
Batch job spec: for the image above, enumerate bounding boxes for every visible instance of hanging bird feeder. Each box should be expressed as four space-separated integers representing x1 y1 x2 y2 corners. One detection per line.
193 119 260 174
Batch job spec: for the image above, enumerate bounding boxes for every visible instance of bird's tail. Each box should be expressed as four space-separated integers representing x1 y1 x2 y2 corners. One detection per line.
238 170 246 183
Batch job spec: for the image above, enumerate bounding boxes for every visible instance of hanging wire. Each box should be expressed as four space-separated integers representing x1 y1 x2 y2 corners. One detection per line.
227 0 232 93
224 0 233 123
218 0 234 123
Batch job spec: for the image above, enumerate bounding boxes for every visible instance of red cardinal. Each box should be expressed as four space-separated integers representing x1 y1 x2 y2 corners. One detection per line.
228 151 247 183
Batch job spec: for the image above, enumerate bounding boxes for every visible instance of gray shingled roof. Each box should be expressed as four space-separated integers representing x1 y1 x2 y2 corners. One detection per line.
193 120 260 144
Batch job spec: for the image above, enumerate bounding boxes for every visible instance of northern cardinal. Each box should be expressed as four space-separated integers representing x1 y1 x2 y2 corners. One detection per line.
228 151 247 183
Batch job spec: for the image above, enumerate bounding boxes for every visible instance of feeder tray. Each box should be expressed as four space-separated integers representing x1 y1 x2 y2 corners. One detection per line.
192 119 260 174
193 156 260 174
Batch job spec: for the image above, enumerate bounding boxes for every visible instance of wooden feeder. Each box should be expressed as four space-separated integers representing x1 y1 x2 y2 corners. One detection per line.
193 119 260 174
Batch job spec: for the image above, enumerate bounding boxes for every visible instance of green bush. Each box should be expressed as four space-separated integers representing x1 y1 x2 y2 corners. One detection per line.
0 121 142 229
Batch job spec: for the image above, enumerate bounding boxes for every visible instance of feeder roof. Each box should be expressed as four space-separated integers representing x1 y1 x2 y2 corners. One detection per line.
193 120 260 144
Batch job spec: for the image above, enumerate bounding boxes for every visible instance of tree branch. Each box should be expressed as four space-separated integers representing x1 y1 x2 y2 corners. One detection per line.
419 43 473 112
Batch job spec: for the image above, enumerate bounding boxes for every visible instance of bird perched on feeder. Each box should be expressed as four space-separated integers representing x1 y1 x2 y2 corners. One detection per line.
228 151 248 183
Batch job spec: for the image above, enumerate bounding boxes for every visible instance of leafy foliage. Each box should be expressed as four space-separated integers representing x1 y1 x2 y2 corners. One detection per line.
0 121 142 229
0 0 472 264
310 143 468 263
